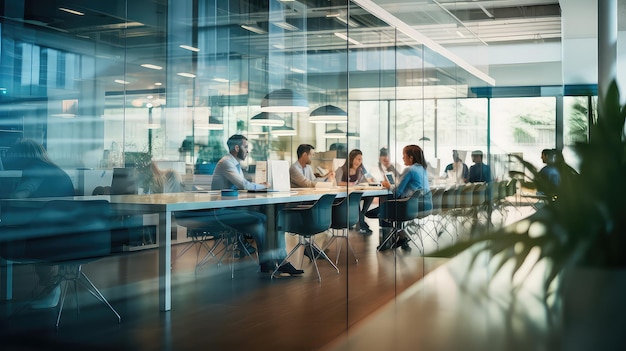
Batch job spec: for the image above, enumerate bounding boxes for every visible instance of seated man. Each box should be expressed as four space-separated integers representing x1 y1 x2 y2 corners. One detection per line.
210 134 302 275
468 150 491 183
289 144 334 188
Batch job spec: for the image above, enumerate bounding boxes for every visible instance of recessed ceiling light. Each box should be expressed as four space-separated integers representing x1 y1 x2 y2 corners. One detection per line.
273 22 298 31
290 67 306 74
335 16 360 28
59 7 84 16
213 78 229 83
179 45 200 52
154 82 162 86
334 32 362 46
114 79 129 85
241 25 267 35
177 72 196 78
141 64 163 70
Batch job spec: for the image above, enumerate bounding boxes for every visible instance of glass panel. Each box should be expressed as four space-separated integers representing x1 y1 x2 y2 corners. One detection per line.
0 0 501 348
563 95 594 171
491 96 557 173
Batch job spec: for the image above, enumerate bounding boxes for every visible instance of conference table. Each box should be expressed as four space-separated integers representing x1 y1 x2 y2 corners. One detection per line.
1 186 389 311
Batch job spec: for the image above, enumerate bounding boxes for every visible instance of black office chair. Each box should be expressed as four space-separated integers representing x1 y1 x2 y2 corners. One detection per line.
322 191 363 265
174 210 256 278
0 200 121 327
377 190 428 252
273 193 337 282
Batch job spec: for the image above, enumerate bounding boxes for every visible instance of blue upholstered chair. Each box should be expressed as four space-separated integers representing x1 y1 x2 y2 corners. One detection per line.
174 210 256 278
0 200 121 327
322 191 363 265
273 193 337 282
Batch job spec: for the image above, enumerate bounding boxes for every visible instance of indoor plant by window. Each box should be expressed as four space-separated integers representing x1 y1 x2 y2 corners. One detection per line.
434 80 626 347
437 80 626 286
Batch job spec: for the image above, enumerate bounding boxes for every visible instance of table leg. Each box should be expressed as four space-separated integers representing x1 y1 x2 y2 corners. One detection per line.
265 204 277 249
158 210 172 311
0 257 12 301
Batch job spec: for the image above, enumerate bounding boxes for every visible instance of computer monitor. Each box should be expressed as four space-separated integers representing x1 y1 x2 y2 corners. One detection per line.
110 168 138 195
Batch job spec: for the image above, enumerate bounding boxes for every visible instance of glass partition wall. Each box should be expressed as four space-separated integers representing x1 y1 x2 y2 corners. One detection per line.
1 0 496 341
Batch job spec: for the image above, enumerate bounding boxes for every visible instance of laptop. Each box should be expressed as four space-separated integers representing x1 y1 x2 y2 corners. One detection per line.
246 160 290 193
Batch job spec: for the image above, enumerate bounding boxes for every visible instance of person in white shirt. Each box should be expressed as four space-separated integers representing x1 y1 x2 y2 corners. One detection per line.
442 150 468 184
289 144 334 188
208 134 302 275
211 135 269 191
368 147 403 185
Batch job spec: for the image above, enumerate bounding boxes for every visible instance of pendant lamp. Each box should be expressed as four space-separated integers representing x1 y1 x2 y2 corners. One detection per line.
308 104 348 124
249 112 285 126
260 89 309 113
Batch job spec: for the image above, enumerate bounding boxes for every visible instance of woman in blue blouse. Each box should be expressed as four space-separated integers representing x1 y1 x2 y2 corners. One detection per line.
367 144 432 250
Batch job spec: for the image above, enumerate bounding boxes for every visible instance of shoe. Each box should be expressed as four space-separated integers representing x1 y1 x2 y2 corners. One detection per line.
276 262 304 275
30 285 61 309
358 222 373 234
303 246 324 262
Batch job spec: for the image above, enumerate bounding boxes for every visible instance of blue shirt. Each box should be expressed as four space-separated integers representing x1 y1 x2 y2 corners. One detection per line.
394 163 429 199
539 165 560 187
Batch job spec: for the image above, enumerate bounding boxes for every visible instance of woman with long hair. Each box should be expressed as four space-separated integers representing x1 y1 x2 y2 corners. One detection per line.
3 139 75 199
368 144 432 250
335 149 375 233
2 139 75 309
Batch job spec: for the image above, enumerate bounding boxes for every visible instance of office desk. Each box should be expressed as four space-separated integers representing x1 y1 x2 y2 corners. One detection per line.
1 187 388 311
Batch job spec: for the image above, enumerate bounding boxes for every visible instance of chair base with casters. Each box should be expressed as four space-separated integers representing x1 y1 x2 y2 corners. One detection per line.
0 200 121 328
376 190 432 254
322 191 364 265
274 235 339 281
271 194 338 282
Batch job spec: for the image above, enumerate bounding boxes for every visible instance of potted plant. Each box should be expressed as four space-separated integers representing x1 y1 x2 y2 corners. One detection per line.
435 79 626 296
196 131 227 174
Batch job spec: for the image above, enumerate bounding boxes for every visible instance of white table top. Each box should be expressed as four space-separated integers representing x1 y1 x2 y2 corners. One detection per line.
2 186 390 213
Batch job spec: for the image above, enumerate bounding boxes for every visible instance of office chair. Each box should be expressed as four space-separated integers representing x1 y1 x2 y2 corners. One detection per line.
322 191 363 265
273 193 337 282
401 190 434 254
377 190 428 252
174 210 256 278
0 200 121 328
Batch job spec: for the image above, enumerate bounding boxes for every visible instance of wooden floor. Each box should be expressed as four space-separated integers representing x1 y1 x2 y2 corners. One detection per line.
0 218 450 351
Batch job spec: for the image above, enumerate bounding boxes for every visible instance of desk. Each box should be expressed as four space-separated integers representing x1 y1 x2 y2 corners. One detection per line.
1 187 388 311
